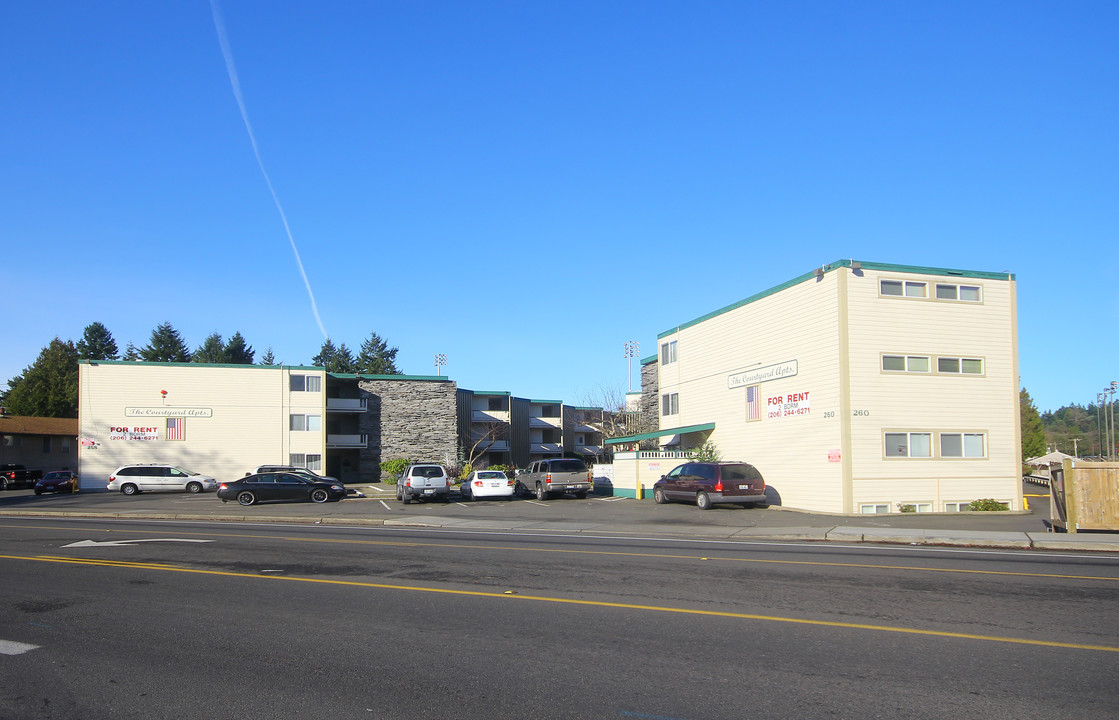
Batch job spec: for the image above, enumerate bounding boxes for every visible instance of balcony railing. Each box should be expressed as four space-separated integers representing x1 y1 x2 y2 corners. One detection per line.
472 410 510 423
326 398 367 413
529 417 562 428
530 443 563 454
326 434 367 448
470 439 510 452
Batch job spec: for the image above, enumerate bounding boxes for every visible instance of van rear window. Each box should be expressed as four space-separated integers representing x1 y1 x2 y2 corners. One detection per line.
720 464 759 482
549 460 587 472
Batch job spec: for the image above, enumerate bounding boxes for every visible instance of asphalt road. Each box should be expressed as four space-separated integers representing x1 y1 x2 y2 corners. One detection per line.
1 516 1116 719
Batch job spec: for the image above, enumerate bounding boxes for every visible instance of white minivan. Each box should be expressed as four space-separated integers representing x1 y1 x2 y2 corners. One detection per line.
108 464 218 495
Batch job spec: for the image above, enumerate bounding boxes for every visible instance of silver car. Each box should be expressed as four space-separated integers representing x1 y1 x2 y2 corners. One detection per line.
107 464 218 495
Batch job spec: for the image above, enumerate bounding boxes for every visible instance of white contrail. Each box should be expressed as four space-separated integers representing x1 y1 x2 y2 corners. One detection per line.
210 0 328 339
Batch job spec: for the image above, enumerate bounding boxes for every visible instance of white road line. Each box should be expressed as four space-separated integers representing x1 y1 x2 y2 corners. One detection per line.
368 486 389 493
0 640 40 656
379 500 391 510
523 500 549 507
597 496 628 502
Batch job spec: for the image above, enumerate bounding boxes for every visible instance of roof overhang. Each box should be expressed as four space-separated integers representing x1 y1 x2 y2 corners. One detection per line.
605 422 715 445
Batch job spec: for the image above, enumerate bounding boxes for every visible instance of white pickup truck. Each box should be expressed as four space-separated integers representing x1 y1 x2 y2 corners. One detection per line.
517 458 593 500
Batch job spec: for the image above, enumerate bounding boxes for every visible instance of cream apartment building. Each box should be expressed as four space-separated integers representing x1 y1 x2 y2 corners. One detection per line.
78 361 331 487
615 260 1021 514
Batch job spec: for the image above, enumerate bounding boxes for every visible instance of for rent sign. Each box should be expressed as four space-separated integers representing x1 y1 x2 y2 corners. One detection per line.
108 426 160 441
767 391 811 418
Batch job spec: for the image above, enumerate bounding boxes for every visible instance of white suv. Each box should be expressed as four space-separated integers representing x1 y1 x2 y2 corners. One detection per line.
108 464 218 495
397 464 450 504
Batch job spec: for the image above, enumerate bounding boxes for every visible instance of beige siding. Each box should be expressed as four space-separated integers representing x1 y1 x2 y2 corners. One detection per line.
663 273 846 512
78 363 326 487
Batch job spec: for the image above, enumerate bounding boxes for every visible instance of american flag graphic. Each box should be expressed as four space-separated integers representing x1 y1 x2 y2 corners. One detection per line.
746 385 761 421
166 417 185 441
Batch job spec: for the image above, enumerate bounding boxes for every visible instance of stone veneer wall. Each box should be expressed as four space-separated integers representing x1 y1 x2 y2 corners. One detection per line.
357 377 459 482
640 361 659 433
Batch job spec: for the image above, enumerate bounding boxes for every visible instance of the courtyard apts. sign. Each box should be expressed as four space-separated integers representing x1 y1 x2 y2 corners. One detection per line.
125 407 213 418
727 360 798 389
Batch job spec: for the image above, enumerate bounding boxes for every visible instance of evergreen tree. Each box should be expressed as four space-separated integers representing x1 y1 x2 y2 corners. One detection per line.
224 332 255 364
312 339 339 369
2 338 79 417
1020 386 1046 460
75 322 119 360
122 342 141 361
194 332 226 363
355 331 401 375
259 347 277 365
141 322 192 362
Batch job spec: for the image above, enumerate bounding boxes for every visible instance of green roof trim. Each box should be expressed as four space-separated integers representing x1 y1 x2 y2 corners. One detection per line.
657 259 1015 339
605 422 716 445
81 360 324 371
640 354 658 365
528 399 563 404
470 391 511 396
566 405 604 411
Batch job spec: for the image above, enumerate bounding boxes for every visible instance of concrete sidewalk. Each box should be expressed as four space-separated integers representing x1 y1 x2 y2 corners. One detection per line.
3 503 1118 552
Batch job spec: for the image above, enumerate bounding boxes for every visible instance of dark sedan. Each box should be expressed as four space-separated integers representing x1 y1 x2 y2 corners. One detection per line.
217 472 346 506
35 470 80 495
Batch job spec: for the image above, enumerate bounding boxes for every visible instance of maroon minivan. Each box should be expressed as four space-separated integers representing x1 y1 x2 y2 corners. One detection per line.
652 461 766 510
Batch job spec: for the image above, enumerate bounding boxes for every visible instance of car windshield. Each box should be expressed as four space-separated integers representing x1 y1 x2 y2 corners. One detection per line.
550 460 587 472
412 466 444 478
477 471 506 479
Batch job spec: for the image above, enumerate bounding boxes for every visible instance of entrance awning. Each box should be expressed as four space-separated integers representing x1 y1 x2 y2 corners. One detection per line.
605 422 715 445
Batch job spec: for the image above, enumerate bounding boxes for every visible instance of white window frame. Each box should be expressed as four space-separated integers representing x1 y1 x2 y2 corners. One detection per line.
899 502 933 513
289 414 322 432
306 376 322 392
936 356 984 375
882 355 931 373
290 374 322 392
306 454 322 472
944 501 969 512
859 504 890 514
880 279 927 298
940 432 987 458
935 283 982 302
660 340 677 365
289 453 305 467
885 432 932 458
661 392 679 416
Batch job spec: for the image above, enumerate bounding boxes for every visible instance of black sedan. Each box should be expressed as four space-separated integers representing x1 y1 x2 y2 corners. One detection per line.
35 470 80 495
217 472 346 506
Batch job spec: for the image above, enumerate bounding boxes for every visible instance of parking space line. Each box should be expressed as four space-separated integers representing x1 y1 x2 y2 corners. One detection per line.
0 639 40 656
522 500 549 507
378 500 391 511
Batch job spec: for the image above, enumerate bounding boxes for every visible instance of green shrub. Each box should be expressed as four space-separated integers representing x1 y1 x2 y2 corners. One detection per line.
968 498 1009 512
691 439 722 463
488 464 514 478
379 458 411 484
458 463 473 481
898 503 916 513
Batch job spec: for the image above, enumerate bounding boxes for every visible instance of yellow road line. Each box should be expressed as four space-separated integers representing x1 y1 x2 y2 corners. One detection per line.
4 522 1118 582
3 552 1117 653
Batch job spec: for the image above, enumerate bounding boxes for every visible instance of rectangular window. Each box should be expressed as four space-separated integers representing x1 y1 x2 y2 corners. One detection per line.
290 375 321 392
306 454 322 472
885 432 932 458
859 504 890 514
42 437 52 453
305 376 321 393
661 393 679 416
62 437 71 453
937 357 984 374
882 355 930 372
881 279 928 298
660 341 678 365
290 414 320 431
289 453 305 467
944 502 968 512
488 397 504 411
290 375 306 391
936 283 982 302
940 433 986 458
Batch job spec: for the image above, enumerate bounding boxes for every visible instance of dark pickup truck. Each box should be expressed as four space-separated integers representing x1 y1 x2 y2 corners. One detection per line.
1 464 43 491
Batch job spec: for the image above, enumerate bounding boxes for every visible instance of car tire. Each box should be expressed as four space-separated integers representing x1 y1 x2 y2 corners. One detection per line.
121 483 139 496
461 489 471 501
402 490 412 505
653 487 667 504
696 490 712 510
237 491 256 506
34 488 43 496
310 488 330 503
535 483 548 501
0 478 8 491
575 491 587 499
186 482 203 494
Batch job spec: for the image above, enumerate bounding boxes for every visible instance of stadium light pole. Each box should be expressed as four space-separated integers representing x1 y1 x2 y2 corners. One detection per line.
1098 393 1105 457
624 341 639 392
434 353 447 377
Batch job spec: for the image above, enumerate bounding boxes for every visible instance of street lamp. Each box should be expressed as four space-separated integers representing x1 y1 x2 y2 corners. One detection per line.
434 353 447 376
1099 392 1106 458
624 341 639 392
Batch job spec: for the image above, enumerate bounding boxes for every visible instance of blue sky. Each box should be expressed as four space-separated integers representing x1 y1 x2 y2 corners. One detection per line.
2 1 1116 413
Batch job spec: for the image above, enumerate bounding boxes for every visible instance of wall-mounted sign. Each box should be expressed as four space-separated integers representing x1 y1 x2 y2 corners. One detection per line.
728 360 798 389
828 449 841 462
125 407 212 418
767 391 811 418
108 426 160 441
